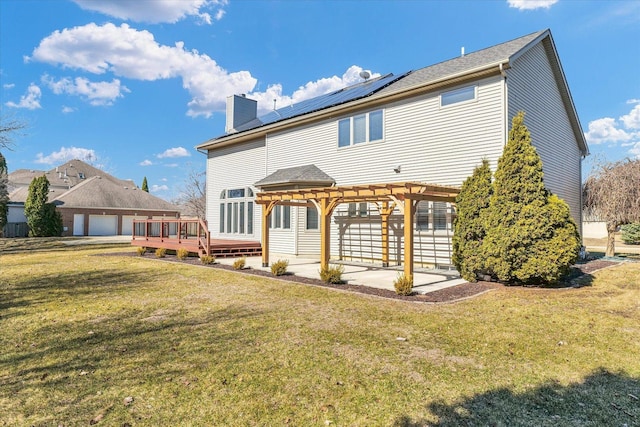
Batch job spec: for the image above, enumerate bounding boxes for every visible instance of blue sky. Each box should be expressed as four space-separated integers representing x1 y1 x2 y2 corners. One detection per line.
1 0 639 200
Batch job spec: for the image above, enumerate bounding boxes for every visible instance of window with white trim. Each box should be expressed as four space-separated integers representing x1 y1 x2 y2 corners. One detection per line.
306 206 319 230
440 85 476 107
348 202 368 218
219 187 254 235
415 201 455 231
338 109 384 147
270 205 291 229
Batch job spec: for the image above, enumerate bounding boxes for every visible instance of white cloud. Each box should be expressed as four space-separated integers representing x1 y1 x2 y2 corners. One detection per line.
150 184 169 192
140 159 153 166
620 103 640 129
35 146 97 165
158 147 190 158
29 23 379 118
43 75 129 106
584 117 633 145
71 0 227 24
3 83 15 89
5 83 42 109
507 0 558 10
61 106 76 113
30 23 256 117
585 102 640 158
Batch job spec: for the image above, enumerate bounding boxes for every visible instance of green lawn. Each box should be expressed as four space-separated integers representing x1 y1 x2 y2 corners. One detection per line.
1 243 639 426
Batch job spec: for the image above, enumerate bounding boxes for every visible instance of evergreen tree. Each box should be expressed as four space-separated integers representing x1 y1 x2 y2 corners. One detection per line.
142 176 149 192
24 175 62 237
482 111 579 284
452 159 492 282
0 152 8 235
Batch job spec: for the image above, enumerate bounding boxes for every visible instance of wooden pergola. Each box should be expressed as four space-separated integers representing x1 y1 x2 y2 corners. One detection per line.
255 181 460 278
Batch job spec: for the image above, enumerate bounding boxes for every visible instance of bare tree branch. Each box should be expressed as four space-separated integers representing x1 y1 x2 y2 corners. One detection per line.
173 165 206 219
583 158 640 256
0 113 28 149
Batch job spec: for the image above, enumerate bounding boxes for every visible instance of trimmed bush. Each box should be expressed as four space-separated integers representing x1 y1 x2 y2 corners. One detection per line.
233 256 246 270
155 248 167 258
176 248 190 260
394 273 413 296
452 159 493 282
483 112 580 285
271 259 289 276
621 222 640 245
136 246 147 256
200 254 216 265
320 264 345 284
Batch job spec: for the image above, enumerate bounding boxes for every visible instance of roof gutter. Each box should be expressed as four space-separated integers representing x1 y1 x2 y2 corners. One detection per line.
196 62 510 151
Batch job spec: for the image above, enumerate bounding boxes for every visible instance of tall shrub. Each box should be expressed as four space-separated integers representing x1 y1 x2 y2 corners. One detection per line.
142 176 149 192
483 112 579 284
0 152 8 235
24 175 63 237
452 159 492 282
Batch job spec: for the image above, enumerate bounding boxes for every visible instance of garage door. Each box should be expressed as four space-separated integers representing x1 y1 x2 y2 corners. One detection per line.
121 216 136 236
88 215 118 236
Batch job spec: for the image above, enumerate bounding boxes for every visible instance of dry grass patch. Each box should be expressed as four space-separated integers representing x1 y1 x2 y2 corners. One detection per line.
0 243 638 426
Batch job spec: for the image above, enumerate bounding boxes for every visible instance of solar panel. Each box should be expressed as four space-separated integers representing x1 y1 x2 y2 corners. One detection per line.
232 72 406 134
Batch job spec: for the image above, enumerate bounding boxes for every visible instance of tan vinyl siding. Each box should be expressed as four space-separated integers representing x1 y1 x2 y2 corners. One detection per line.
206 139 265 241
506 42 583 231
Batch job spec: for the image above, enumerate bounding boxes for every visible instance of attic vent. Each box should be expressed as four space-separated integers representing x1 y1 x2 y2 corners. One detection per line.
78 172 85 179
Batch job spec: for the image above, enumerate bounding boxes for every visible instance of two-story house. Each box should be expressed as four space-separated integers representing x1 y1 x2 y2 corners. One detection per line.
197 29 588 277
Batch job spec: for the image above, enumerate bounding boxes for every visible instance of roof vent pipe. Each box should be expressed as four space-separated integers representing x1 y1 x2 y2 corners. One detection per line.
461 47 465 57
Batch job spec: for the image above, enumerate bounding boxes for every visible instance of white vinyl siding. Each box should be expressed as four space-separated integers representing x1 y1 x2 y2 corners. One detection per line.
506 42 583 232
206 139 264 241
255 76 503 260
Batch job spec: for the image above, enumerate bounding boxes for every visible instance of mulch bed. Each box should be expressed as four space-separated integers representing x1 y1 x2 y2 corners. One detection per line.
103 252 620 303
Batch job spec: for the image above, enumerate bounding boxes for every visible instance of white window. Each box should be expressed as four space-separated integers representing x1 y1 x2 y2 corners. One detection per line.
338 109 384 147
415 202 455 232
348 202 368 218
441 85 476 107
219 188 255 236
306 206 318 230
270 205 291 229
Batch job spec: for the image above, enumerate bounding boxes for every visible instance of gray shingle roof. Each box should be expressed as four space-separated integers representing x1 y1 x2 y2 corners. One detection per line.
52 176 179 211
377 30 546 95
255 164 335 189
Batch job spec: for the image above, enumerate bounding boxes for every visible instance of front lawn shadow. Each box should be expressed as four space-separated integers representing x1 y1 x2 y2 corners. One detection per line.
395 368 639 426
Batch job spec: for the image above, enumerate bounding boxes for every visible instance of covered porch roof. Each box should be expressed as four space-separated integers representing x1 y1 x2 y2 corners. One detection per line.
255 181 460 280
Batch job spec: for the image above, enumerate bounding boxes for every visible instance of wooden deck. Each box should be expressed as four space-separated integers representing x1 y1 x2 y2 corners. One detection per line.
131 218 261 257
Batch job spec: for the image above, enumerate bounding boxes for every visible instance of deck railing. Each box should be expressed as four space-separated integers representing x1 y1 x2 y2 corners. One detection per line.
132 218 211 256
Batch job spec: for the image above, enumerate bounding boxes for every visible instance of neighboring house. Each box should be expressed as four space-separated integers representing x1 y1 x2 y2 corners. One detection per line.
6 159 180 237
197 29 588 270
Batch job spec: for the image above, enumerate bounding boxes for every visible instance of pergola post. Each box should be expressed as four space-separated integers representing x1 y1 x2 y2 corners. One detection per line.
261 202 275 267
380 201 394 268
403 197 415 278
320 198 331 272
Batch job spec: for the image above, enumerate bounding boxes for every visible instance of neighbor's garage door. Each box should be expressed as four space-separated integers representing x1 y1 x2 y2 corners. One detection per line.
88 215 118 236
121 216 136 236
